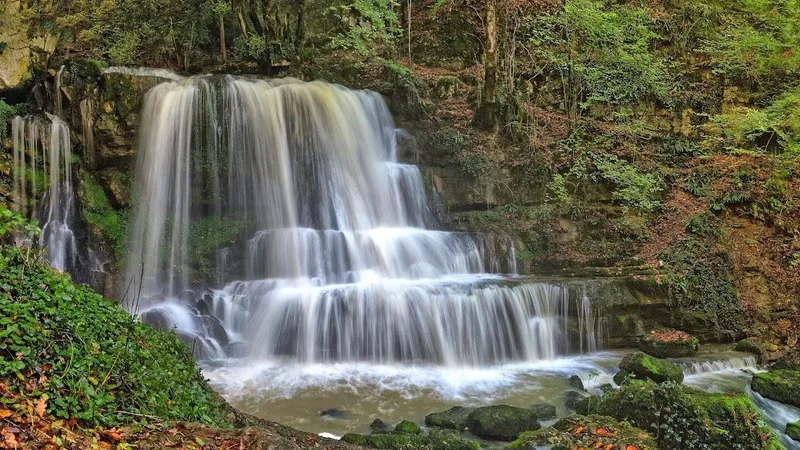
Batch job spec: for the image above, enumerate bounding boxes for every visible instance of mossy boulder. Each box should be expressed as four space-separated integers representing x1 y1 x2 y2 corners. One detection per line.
787 421 800 442
576 379 781 450
564 390 588 410
507 415 657 450
735 339 766 355
342 429 479 450
638 330 699 358
618 351 684 383
395 420 422 435
751 370 800 407
530 403 556 420
425 406 474 431
465 405 540 441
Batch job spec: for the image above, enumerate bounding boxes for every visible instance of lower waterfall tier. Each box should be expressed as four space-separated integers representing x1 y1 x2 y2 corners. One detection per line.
140 277 603 366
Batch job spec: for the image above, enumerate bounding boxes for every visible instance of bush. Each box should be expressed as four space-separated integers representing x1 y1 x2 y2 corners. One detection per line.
0 209 227 426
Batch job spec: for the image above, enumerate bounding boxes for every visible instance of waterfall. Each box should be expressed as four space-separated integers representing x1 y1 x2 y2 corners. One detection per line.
126 76 601 365
681 355 758 376
11 115 80 274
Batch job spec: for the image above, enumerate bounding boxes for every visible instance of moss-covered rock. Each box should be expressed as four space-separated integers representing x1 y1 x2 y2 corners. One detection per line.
564 390 588 410
618 351 684 383
530 403 556 420
395 420 422 435
577 379 781 450
465 405 540 441
751 370 800 407
638 330 699 358
341 429 479 450
787 421 800 442
735 339 766 355
506 415 657 450
425 406 474 431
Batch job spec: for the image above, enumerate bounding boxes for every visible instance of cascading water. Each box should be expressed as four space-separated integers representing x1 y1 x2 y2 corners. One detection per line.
11 115 81 274
125 76 601 365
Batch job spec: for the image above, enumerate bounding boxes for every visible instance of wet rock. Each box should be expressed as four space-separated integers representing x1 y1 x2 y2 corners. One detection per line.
618 351 684 384
465 405 540 441
224 342 249 358
564 391 587 411
751 370 800 407
530 403 557 420
319 408 346 419
638 330 699 358
394 420 422 435
425 406 474 431
787 421 800 442
370 418 390 430
598 383 614 394
201 314 229 348
568 375 585 391
178 290 197 305
141 309 171 331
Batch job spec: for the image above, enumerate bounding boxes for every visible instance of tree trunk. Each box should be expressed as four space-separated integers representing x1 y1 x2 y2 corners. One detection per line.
478 0 498 130
219 15 228 61
295 0 306 46
237 4 249 38
407 0 412 63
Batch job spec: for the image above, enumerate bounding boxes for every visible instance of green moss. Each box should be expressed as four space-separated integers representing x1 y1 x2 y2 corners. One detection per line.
787 421 800 442
529 403 556 420
81 173 129 259
735 339 766 355
577 380 780 450
465 405 540 441
618 351 684 383
507 415 657 450
751 370 800 407
395 419 422 435
341 433 369 445
425 406 474 431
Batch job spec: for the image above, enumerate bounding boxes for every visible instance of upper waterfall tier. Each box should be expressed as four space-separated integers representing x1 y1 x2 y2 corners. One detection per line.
124 76 515 302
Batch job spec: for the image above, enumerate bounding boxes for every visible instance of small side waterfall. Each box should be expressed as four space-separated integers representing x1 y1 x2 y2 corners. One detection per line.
680 355 758 376
11 115 81 275
125 76 602 365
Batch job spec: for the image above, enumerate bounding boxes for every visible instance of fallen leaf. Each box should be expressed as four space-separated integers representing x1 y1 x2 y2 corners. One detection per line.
0 410 11 420
575 426 584 434
35 397 46 418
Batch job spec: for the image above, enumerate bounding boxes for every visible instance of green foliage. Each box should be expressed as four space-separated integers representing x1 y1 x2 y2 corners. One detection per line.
659 235 745 338
0 209 227 426
593 154 663 212
81 174 129 259
508 415 657 450
323 0 400 56
0 100 16 140
579 380 781 450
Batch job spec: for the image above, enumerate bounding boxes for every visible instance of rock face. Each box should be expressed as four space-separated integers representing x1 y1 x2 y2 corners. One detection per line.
751 370 800 407
616 351 684 384
465 405 540 441
638 330 699 358
425 406 474 431
0 1 56 91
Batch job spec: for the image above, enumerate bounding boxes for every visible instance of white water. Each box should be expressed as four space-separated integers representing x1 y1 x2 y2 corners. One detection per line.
125 76 600 367
11 115 80 273
103 66 184 80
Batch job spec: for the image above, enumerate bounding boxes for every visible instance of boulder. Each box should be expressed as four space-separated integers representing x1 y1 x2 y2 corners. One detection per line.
370 418 390 430
530 403 557 420
564 390 587 411
734 339 766 355
618 351 684 383
465 405 539 441
508 414 657 450
751 370 800 407
575 379 782 450
394 420 421 435
425 406 474 431
787 421 800 442
319 408 345 419
638 330 699 358
568 375 585 390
